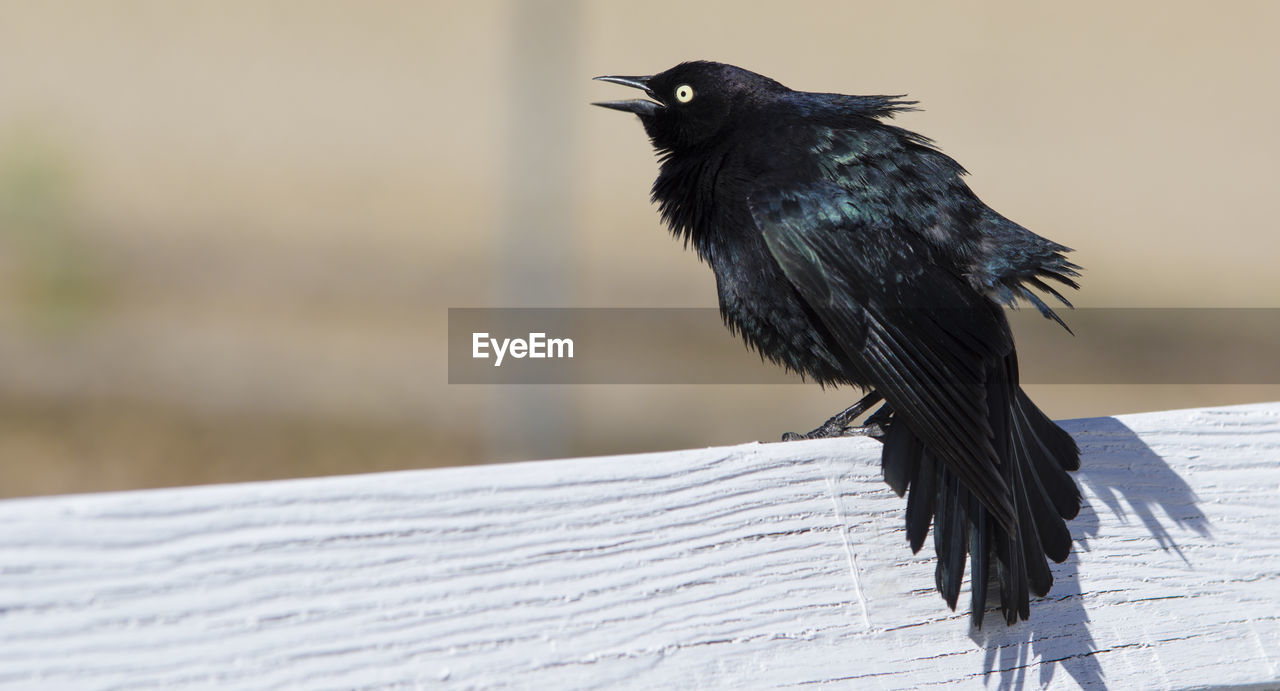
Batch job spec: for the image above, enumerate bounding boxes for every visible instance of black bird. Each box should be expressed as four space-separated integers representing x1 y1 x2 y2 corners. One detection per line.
595 61 1082 626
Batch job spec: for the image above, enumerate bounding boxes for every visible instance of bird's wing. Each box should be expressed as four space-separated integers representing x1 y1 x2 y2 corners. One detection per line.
806 123 1079 330
748 178 1018 529
971 209 1081 331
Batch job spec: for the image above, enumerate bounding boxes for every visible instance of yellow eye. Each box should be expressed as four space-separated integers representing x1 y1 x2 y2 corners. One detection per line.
675 84 694 103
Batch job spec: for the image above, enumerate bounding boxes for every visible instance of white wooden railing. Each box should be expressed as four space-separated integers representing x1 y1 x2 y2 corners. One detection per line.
2 402 1278 689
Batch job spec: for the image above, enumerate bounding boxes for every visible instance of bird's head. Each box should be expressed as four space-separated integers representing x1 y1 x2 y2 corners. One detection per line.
594 61 786 151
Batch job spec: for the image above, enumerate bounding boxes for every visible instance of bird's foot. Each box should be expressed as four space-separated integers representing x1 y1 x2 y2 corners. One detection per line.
782 421 888 441
780 391 888 442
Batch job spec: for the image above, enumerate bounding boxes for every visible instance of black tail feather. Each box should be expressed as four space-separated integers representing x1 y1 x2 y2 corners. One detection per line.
880 354 1082 626
886 428 935 553
934 471 967 609
1014 392 1082 522
1017 389 1081 473
882 418 920 497
967 499 990 628
905 449 935 553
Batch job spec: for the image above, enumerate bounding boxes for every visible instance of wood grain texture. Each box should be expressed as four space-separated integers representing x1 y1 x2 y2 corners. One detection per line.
1 402 1278 689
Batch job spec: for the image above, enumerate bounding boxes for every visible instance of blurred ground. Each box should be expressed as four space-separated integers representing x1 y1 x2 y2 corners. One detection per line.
2 1 1278 496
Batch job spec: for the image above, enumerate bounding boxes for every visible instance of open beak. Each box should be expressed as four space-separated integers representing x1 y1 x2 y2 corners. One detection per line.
593 75 663 116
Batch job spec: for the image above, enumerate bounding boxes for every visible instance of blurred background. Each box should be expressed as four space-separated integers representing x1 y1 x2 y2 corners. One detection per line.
2 1 1278 497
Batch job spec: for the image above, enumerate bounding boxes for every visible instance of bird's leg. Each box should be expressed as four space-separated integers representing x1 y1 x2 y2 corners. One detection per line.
782 391 886 441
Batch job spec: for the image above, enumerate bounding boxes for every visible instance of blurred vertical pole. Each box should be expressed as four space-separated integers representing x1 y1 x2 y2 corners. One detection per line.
491 0 579 461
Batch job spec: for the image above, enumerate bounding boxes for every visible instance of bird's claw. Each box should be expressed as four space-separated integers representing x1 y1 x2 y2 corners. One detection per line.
782 421 887 442
845 422 888 439
781 391 890 442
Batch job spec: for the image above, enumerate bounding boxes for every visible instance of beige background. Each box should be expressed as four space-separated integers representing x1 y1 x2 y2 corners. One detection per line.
2 1 1278 496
